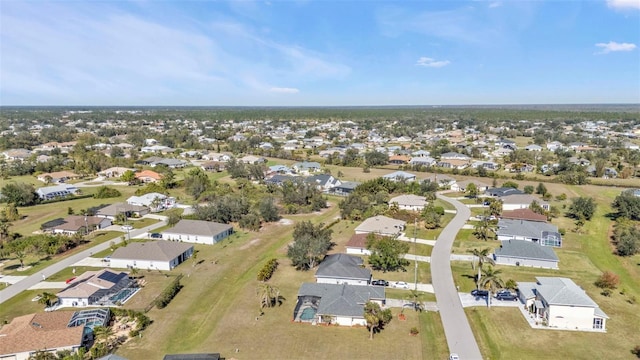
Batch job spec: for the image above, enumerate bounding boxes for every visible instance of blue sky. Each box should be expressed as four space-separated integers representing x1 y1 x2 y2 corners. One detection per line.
1 0 639 106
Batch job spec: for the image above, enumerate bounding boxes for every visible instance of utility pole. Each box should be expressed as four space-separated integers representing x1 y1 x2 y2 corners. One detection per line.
414 218 418 291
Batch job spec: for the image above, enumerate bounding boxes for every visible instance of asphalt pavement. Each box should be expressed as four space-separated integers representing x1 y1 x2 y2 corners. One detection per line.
0 216 167 305
432 193 484 360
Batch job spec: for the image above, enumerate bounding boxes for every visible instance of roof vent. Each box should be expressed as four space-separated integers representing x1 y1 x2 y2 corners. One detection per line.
32 322 43 328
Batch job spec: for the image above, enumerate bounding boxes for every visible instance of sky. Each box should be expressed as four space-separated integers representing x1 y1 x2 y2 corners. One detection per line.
1 0 639 106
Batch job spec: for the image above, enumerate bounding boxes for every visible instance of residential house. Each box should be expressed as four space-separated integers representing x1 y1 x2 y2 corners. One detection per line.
94 203 149 220
382 171 416 182
126 193 175 211
239 155 266 164
494 240 559 269
264 174 299 186
389 194 428 211
43 216 112 236
450 179 490 193
304 174 341 192
409 156 436 167
36 171 80 183
2 149 32 162
98 167 136 178
329 181 360 196
0 311 90 360
501 208 547 222
162 219 233 245
518 277 608 332
36 184 80 200
388 155 410 165
355 215 406 237
440 152 470 160
345 233 376 255
436 159 470 169
135 156 164 166
57 269 133 307
134 170 163 183
202 152 231 162
485 187 524 197
201 161 226 172
525 144 543 152
315 254 371 285
293 283 385 326
110 241 194 271
546 141 564 152
427 174 456 189
497 218 562 247
151 158 188 169
292 161 321 175
411 150 431 157
140 145 173 153
501 194 550 211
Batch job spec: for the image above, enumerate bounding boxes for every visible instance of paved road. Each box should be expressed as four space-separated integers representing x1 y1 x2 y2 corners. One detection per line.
0 217 167 305
432 193 483 360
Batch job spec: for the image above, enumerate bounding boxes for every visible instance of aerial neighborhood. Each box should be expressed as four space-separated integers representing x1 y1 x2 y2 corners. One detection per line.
0 107 639 359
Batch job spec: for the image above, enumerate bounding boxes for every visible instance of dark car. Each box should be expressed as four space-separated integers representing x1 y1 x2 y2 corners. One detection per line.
471 289 489 297
496 292 518 301
150 233 162 239
371 280 389 287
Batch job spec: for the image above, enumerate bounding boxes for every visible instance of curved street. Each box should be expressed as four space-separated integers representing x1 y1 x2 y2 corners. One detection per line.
432 193 483 360
0 217 167 305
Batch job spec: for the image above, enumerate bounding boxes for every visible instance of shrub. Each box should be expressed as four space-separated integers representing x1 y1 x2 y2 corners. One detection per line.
94 186 122 199
556 193 567 201
594 271 620 290
410 327 419 335
156 277 183 309
632 345 640 359
257 258 279 282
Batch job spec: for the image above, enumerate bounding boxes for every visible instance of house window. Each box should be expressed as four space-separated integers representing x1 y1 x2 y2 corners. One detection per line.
593 318 603 329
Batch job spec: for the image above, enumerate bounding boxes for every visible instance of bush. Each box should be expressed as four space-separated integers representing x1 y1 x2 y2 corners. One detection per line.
257 258 279 282
632 345 640 358
410 327 419 335
556 193 567 201
156 277 183 309
594 271 620 290
94 186 122 199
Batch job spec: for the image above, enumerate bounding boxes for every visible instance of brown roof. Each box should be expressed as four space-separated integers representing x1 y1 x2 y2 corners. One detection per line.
38 171 79 179
346 233 382 249
51 215 106 232
135 170 163 180
501 208 547 222
0 311 83 356
57 269 128 299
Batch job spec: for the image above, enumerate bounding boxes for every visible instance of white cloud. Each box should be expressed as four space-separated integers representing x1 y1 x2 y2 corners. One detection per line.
607 0 640 10
269 87 300 94
416 57 451 68
595 41 637 54
489 2 502 8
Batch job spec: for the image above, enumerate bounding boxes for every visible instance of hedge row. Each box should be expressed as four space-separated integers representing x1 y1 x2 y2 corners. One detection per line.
155 276 183 309
257 258 278 282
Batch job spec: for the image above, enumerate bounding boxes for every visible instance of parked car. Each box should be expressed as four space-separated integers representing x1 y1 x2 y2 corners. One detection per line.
394 281 409 289
121 224 133 231
371 280 389 287
150 232 162 239
496 292 518 301
471 289 489 297
449 353 460 360
101 255 111 262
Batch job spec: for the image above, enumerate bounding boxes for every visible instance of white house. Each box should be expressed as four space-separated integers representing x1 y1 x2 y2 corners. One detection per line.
382 171 416 183
110 241 194 271
501 194 550 211
126 193 175 211
345 233 372 255
497 219 562 247
315 254 371 285
293 283 385 326
162 219 233 245
57 269 132 307
355 215 406 237
36 184 79 200
518 277 608 332
389 194 428 211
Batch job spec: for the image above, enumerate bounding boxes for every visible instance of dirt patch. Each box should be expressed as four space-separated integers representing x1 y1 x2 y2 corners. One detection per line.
278 219 294 226
240 238 261 250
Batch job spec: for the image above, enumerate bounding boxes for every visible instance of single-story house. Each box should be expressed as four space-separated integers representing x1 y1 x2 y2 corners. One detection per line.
126 193 175 211
450 179 490 192
345 233 374 255
36 171 80 183
501 208 547 222
426 174 456 188
43 216 112 235
382 171 416 183
436 159 470 169
440 152 470 160
502 194 550 211
134 170 163 183
238 155 266 164
388 155 410 165
162 219 233 245
98 167 136 178
329 181 360 196
36 184 80 200
304 174 341 192
0 311 89 360
293 283 385 326
110 241 194 271
485 187 524 197
518 277 608 332
315 254 371 285
497 219 562 247
389 194 428 211
94 202 149 220
57 269 132 307
494 240 559 269
355 215 406 237
264 174 299 186
201 161 226 172
409 156 436 167
202 152 231 162
292 161 321 174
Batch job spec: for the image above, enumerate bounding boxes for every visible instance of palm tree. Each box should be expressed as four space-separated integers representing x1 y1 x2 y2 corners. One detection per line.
364 301 393 339
191 250 199 267
479 266 505 308
256 283 284 310
37 292 58 307
405 289 424 312
92 325 114 348
15 250 26 269
473 219 494 242
469 248 495 287
129 267 139 280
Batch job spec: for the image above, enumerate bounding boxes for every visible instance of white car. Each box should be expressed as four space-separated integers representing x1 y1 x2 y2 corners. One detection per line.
394 281 409 289
121 224 133 231
449 354 460 360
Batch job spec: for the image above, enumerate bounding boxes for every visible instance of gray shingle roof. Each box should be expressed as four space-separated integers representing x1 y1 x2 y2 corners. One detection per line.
495 240 558 262
112 241 193 262
316 254 371 281
497 219 559 240
535 277 605 314
298 283 385 317
355 215 406 236
164 219 232 237
389 194 427 207
485 187 524 197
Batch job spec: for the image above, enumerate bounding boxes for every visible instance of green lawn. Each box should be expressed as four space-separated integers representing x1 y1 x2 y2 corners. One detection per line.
129 217 160 229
